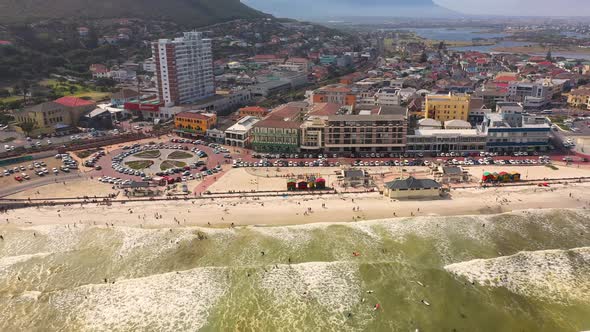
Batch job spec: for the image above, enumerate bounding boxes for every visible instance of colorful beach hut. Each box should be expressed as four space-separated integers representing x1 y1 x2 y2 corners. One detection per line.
498 172 510 182
482 172 492 182
307 176 316 189
287 179 296 191
511 172 521 182
316 178 326 189
297 181 308 190
491 172 499 182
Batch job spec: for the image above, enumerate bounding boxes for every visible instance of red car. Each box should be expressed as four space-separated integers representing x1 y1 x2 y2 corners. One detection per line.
14 176 23 182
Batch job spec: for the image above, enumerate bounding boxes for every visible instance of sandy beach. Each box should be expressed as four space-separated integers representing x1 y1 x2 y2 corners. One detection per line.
3 181 590 228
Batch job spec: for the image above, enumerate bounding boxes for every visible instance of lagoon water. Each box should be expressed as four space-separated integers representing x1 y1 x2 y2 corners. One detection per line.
1 209 590 331
408 27 508 41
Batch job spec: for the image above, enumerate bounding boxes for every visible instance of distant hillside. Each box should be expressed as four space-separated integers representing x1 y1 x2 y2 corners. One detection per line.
243 0 457 19
0 0 266 25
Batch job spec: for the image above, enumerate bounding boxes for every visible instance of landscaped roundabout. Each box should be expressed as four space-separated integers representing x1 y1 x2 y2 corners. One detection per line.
118 148 201 175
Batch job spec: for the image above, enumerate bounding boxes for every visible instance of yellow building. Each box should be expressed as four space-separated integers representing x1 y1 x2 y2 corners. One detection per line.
424 93 471 122
13 101 73 136
174 111 217 136
566 88 590 109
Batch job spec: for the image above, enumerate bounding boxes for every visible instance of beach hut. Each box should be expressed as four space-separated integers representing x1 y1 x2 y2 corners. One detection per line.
498 172 510 182
307 176 316 189
297 181 308 190
482 172 491 182
491 172 499 182
511 172 521 182
316 178 326 189
287 179 296 191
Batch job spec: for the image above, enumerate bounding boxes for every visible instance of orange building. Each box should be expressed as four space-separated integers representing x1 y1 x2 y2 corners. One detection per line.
312 85 356 106
174 111 217 135
238 106 269 119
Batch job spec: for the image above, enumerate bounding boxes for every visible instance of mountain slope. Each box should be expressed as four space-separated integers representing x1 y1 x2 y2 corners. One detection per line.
0 0 266 25
243 0 456 19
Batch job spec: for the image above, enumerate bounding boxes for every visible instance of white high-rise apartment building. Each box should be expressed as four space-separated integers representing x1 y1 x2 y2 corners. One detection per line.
152 31 214 107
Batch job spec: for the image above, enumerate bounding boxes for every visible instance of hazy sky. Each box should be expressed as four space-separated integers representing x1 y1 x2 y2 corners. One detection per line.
435 0 590 16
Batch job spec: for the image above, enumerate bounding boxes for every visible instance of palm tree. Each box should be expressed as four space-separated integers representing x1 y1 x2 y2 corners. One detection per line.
17 121 36 137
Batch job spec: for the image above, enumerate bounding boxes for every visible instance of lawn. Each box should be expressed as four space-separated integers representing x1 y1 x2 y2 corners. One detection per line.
160 160 187 170
40 79 110 102
0 95 21 104
134 150 161 159
125 160 154 170
168 151 193 159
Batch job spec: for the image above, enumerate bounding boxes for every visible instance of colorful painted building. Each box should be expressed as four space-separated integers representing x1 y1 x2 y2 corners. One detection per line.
174 111 217 136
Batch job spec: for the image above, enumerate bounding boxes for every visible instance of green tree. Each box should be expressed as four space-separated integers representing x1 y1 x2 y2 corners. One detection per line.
19 80 30 105
17 121 37 136
546 49 552 61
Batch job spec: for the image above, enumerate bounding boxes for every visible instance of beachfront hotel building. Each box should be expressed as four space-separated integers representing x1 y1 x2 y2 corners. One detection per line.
479 103 551 153
323 105 408 154
406 128 487 155
153 32 214 107
424 92 471 122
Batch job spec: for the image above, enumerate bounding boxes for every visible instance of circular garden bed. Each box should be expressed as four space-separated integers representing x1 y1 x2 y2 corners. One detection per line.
133 150 161 159
160 160 187 170
125 160 155 170
167 151 194 159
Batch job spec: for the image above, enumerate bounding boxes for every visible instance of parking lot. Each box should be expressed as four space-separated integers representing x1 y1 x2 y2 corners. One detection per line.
0 154 81 196
91 139 230 187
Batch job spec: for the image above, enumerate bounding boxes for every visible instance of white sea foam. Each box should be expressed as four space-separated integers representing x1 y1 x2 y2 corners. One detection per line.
251 226 313 249
0 253 51 278
445 247 590 304
260 261 364 327
51 267 227 331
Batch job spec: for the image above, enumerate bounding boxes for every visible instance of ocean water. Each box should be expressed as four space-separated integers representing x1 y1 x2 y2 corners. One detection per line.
1 209 590 331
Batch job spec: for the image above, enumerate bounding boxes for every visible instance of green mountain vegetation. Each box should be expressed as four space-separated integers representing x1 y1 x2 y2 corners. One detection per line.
0 0 266 25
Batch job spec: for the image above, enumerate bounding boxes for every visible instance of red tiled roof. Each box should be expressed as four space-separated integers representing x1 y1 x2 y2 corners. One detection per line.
253 54 278 60
319 86 352 93
494 75 518 82
54 96 95 107
240 106 268 113
310 103 342 116
254 118 301 129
